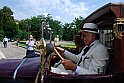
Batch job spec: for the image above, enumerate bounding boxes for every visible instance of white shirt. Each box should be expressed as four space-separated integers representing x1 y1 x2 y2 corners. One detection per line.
26 40 35 50
3 38 8 42
54 37 59 46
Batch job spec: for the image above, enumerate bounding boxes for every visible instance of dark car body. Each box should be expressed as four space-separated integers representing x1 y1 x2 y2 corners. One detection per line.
0 54 123 83
0 57 40 83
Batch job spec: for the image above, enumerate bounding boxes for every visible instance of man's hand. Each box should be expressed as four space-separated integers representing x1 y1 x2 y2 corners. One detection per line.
56 47 65 53
62 59 77 71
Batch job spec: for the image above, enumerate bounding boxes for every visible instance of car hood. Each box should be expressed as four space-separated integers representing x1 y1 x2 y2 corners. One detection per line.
0 57 40 77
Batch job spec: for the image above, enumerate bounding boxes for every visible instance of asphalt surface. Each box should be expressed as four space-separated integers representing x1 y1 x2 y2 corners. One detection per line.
0 41 74 59
0 42 26 59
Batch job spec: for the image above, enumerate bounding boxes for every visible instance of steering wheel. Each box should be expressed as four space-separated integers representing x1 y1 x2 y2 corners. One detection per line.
54 47 64 61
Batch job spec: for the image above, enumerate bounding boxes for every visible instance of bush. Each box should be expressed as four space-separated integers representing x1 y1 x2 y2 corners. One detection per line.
19 41 26 44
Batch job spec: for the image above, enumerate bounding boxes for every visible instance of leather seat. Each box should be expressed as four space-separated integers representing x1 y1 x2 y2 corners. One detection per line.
104 54 115 75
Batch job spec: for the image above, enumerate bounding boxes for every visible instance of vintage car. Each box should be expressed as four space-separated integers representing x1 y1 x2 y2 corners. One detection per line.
0 2 124 83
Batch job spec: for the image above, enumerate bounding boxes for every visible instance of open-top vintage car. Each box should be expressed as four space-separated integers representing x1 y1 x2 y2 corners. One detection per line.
0 2 124 83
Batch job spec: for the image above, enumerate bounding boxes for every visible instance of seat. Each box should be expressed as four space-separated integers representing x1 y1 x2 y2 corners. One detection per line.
105 54 115 75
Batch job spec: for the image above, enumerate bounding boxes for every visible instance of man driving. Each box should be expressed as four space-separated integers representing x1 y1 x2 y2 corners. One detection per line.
51 23 109 75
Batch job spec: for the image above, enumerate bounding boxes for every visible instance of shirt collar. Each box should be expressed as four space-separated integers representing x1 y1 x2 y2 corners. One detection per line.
88 40 98 47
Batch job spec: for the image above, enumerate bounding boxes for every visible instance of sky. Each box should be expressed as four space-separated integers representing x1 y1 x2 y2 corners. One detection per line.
0 0 123 23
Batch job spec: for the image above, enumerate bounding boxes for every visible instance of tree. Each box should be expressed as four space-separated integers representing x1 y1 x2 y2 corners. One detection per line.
0 9 4 40
18 19 30 40
49 19 63 40
30 16 42 40
0 6 85 41
2 6 14 22
61 16 84 41
0 6 19 40
4 21 19 39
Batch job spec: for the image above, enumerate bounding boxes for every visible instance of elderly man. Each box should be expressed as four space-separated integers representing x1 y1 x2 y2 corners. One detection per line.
51 23 109 75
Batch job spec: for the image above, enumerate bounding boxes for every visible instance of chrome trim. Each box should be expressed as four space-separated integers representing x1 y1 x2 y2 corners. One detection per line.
13 58 27 80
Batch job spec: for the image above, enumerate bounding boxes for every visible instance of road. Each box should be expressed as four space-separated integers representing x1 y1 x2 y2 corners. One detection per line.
0 41 74 59
0 42 26 59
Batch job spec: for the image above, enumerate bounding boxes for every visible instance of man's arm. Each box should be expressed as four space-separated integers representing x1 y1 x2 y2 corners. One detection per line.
56 47 80 63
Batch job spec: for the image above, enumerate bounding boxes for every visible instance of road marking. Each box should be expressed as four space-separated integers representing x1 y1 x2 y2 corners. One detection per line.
0 50 6 59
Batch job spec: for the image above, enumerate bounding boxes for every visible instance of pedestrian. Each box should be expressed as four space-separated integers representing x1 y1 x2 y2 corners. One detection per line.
54 35 59 46
25 35 36 58
16 38 19 48
51 23 109 75
3 36 8 48
33 38 37 45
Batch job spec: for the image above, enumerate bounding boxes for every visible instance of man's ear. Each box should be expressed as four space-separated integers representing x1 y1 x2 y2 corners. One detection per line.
92 33 96 39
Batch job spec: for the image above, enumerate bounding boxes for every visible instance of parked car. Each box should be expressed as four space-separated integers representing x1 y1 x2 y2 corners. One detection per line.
11 39 14 42
8 38 10 42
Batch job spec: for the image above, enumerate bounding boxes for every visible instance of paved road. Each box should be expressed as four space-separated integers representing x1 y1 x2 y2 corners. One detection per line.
0 42 26 59
0 41 74 59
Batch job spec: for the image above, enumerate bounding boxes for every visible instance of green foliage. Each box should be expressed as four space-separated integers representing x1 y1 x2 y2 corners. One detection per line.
0 30 4 40
4 21 19 38
0 6 18 39
18 20 28 30
49 19 63 40
0 5 84 42
30 16 41 40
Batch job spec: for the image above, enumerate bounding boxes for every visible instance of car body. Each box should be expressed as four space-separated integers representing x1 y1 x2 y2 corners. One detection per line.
0 57 40 83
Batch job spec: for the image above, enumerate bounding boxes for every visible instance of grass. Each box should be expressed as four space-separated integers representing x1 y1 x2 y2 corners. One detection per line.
60 44 76 49
19 43 26 47
11 42 26 48
17 41 76 50
60 44 75 46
